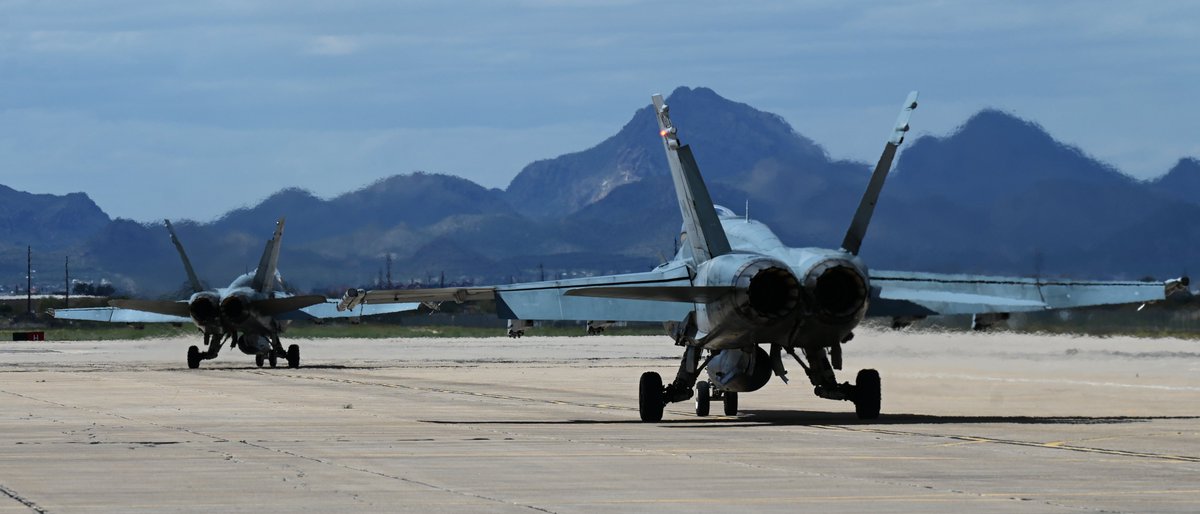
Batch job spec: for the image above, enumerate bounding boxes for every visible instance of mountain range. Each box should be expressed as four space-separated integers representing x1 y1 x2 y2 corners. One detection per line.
3 87 1198 297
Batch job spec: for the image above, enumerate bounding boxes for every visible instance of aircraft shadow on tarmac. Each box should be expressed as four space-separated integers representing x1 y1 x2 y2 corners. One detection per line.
171 364 380 371
422 411 1200 427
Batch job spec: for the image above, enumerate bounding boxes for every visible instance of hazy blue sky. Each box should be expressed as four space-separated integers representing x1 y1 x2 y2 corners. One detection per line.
3 0 1198 221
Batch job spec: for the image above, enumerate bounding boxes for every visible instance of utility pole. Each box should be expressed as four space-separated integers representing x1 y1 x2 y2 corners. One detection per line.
439 270 445 288
539 263 545 282
26 246 32 315
64 256 70 309
385 254 393 288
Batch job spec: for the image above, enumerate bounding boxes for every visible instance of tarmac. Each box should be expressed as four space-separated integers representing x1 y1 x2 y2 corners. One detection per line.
1 328 1198 513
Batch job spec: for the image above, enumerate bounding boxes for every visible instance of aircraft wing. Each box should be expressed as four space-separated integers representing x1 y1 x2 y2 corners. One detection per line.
867 270 1186 317
295 299 421 319
49 307 191 324
340 264 696 323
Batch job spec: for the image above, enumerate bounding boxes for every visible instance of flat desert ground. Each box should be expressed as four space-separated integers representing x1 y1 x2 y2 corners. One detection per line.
1 329 1198 513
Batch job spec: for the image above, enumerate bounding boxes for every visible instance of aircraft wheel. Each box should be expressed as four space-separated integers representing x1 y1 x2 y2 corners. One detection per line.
268 352 278 368
187 346 201 369
255 354 265 368
638 371 665 422
854 369 881 420
723 391 738 416
695 381 711 417
286 344 300 368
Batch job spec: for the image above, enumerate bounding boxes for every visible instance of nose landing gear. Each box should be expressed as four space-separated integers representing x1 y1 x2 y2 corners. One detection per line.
694 381 739 417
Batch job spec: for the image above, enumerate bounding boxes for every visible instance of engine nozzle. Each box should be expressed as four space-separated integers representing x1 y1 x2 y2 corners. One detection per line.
220 294 252 325
188 292 221 327
729 259 802 323
805 260 869 322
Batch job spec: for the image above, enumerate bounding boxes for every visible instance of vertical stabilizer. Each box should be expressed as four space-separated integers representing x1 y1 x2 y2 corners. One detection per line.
841 91 919 255
164 220 204 293
652 93 731 264
251 218 286 293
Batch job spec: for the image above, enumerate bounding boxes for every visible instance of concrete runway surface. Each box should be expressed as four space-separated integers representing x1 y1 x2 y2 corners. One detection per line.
1 329 1198 513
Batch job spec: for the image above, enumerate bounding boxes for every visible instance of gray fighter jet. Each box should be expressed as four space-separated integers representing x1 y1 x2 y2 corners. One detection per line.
339 92 1188 421
53 218 418 369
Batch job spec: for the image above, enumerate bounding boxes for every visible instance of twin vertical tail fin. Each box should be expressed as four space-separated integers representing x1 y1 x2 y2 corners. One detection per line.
165 220 204 294
251 218 286 293
651 93 731 265
840 91 919 256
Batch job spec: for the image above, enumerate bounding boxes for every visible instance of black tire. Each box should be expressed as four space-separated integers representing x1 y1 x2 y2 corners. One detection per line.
854 368 881 420
255 354 265 368
638 371 665 422
187 345 201 369
268 352 278 368
723 391 739 416
695 381 711 417
287 344 300 368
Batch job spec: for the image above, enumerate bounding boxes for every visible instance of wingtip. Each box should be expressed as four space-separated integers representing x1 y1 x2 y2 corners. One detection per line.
1165 276 1190 296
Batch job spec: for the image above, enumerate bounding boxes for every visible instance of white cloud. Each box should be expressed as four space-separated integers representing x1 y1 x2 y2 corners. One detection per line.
2 0 1199 219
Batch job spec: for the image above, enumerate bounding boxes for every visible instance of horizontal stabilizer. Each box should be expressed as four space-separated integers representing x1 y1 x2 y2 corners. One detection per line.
250 295 326 316
563 285 733 303
868 270 1177 318
51 306 190 324
109 299 191 317
339 287 497 311
296 300 421 319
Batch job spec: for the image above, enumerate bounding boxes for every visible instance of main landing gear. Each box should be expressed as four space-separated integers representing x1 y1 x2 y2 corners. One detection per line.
186 330 226 369
792 345 881 420
187 330 301 370
636 343 883 422
507 319 532 338
638 346 709 422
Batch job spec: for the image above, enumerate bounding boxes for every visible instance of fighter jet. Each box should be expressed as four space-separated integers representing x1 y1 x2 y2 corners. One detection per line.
53 218 418 369
339 91 1188 422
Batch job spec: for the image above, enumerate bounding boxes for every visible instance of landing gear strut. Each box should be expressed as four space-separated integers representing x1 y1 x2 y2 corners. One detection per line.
638 346 708 422
792 346 882 420
186 330 225 369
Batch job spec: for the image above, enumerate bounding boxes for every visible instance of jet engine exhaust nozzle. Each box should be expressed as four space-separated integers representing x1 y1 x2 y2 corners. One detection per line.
220 295 251 325
188 293 221 327
746 266 802 320
807 262 869 322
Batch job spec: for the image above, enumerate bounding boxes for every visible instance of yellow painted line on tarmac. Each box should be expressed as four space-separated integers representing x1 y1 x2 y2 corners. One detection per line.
936 437 992 448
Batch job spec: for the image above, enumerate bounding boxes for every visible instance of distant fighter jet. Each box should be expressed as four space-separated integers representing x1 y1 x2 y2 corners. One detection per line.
53 218 418 369
339 92 1188 422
